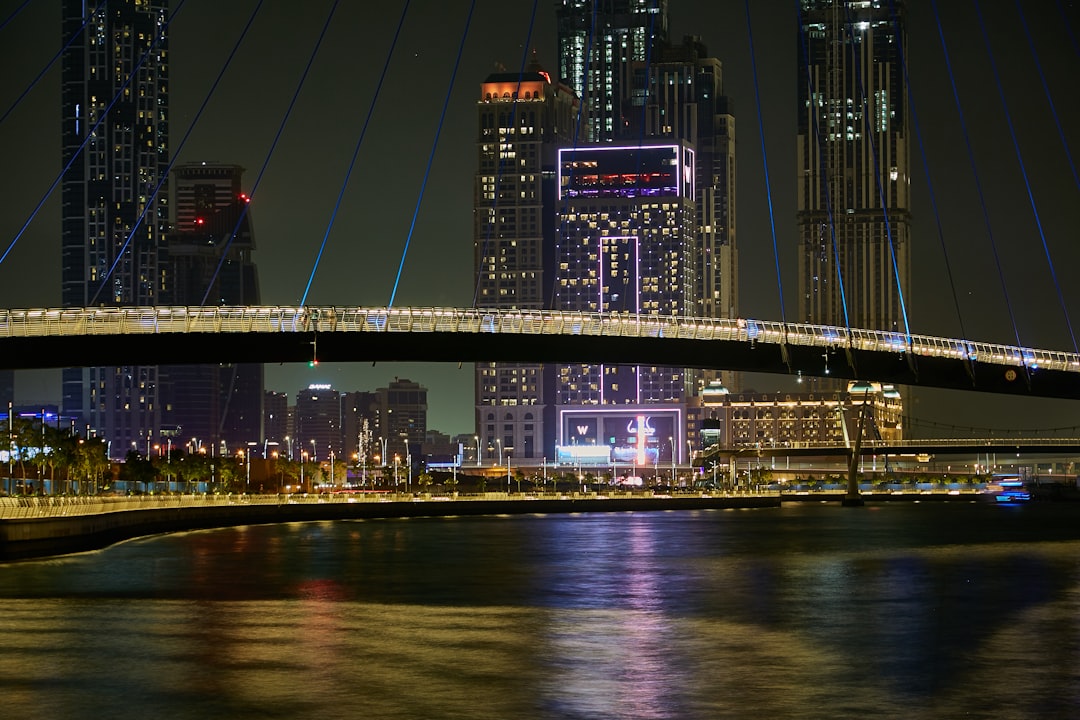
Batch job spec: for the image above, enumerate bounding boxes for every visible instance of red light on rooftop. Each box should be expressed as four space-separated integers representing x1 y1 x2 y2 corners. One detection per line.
195 217 205 225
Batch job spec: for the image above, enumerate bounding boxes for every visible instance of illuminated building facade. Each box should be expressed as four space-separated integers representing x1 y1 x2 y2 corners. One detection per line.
161 162 263 455
554 142 696 463
700 380 904 449
797 0 910 334
60 0 170 455
474 55 576 462
556 0 669 143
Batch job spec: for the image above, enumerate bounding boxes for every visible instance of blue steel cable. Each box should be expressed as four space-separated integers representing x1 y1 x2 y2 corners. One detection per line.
1016 2 1080 201
0 0 31 33
744 0 785 322
0 1 95 126
929 0 1024 352
470 0 539 309
887 0 968 344
974 0 1076 353
388 0 477 308
840 2 911 340
91 0 266 306
0 0 186 269
301 0 412 307
795 1 850 331
1055 0 1080 60
202 0 341 307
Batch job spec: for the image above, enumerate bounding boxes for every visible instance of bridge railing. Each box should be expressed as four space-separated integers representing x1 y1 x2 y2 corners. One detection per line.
0 305 1078 374
723 437 1080 451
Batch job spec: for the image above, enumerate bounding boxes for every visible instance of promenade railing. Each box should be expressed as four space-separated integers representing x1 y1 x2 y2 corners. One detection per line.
0 305 1075 374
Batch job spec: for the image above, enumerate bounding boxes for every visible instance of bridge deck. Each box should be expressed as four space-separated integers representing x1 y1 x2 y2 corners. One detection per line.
0 306 1077 399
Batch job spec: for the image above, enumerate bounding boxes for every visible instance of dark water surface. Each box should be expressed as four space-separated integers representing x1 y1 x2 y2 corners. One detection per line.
1 501 1079 719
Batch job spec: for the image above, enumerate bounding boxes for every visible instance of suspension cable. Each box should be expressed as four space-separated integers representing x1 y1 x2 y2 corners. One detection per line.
0 0 31 33
470 0 539 309
888 0 967 344
91 0 266 305
0 0 186 269
929 0 1024 353
0 2 104 128
1020 0 1080 196
974 0 1076 353
202 0 341 306
795 1 850 331
300 0 412 307
744 0 785 322
1055 0 1080 60
388 0 477 308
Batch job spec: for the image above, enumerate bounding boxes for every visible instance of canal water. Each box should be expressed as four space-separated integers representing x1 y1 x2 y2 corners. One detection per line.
1 500 1079 719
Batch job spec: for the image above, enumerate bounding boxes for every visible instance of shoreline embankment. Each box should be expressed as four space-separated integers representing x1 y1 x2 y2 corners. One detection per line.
0 493 780 562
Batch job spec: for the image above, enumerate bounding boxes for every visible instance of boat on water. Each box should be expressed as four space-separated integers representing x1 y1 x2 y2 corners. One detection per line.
991 477 1031 504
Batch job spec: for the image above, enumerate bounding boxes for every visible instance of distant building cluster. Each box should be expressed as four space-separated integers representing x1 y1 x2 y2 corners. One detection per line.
261 377 472 475
54 1 908 465
474 1 908 467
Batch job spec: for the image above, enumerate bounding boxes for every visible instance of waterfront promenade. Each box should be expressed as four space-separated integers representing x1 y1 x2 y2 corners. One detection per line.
0 491 783 562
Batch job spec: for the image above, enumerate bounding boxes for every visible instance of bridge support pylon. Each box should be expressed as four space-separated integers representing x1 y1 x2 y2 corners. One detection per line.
842 388 869 507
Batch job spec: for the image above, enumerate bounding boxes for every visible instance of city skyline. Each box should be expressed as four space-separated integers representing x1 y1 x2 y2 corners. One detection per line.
0 1 1078 437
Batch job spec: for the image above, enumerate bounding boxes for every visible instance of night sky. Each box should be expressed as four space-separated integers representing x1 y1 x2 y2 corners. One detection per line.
0 1 1078 438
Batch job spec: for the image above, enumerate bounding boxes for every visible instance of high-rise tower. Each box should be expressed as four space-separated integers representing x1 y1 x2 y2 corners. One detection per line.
473 55 576 462
162 162 263 455
556 0 669 143
553 142 696 465
796 0 910 333
637 35 738 391
61 0 170 455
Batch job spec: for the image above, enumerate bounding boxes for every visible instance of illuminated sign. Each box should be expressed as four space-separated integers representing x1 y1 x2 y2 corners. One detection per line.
558 405 684 464
557 144 690 200
308 384 332 390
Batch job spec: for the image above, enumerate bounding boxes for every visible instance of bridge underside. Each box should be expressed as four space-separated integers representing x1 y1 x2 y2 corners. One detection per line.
5 330 1078 400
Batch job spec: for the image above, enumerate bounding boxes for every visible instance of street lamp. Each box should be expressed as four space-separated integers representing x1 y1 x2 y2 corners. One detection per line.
474 435 481 467
300 450 307 493
394 454 400 492
405 451 411 492
506 450 512 493
669 436 676 485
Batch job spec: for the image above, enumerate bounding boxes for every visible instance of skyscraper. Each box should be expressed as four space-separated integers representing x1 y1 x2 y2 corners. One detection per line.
161 162 263 455
556 0 669 143
796 0 910 333
553 142 696 464
637 34 738 389
61 0 170 455
473 54 576 462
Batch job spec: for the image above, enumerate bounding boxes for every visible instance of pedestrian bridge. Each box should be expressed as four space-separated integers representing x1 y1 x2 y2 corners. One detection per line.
1 305 1078 400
